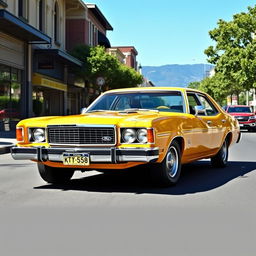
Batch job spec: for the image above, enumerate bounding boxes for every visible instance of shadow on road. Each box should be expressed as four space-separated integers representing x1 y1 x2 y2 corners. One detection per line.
34 161 256 195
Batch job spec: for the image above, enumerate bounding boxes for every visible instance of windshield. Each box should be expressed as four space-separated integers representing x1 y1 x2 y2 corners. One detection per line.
87 91 185 113
227 106 252 113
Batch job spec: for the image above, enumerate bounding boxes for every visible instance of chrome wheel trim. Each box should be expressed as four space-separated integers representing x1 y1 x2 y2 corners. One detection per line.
166 146 179 178
221 140 228 162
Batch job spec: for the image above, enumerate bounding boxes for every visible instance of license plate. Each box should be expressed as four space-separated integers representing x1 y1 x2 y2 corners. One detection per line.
239 124 244 127
63 153 90 166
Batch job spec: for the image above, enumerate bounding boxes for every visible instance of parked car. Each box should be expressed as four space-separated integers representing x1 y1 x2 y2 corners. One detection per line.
223 105 256 132
0 108 20 119
11 87 240 186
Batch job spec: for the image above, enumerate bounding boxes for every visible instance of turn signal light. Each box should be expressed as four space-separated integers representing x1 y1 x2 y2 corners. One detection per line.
147 129 155 143
16 127 24 142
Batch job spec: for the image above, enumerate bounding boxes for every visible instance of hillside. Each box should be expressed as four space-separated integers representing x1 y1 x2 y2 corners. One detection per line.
142 64 213 87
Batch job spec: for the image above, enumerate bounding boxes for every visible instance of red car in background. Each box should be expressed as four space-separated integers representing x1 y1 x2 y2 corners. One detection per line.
0 108 20 119
223 105 256 132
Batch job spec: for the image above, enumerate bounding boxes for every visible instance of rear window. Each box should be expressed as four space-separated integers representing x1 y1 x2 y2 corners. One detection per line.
227 107 252 113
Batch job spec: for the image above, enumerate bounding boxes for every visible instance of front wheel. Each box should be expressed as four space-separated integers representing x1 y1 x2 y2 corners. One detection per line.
150 141 181 186
37 163 74 184
211 138 229 168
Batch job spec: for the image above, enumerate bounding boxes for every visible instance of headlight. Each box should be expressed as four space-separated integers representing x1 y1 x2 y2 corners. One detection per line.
137 129 148 143
31 128 45 142
249 115 256 120
122 129 136 143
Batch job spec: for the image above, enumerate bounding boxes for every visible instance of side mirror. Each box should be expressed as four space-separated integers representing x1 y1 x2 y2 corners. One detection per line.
195 105 206 116
81 108 87 114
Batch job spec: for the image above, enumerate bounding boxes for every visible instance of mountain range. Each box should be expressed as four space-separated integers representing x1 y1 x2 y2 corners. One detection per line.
142 64 213 87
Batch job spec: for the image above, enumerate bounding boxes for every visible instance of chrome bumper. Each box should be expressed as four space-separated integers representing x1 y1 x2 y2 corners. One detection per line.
11 147 159 163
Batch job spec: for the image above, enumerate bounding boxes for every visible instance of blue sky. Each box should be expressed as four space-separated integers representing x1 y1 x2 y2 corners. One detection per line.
86 0 256 66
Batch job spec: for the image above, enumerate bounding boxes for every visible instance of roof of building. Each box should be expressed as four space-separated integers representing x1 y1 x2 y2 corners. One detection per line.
115 46 138 55
86 4 113 30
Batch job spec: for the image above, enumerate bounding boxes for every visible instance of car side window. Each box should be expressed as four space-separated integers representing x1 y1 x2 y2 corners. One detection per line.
187 93 201 115
197 94 219 116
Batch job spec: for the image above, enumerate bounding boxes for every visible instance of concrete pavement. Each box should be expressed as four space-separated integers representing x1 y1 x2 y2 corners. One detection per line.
0 131 255 256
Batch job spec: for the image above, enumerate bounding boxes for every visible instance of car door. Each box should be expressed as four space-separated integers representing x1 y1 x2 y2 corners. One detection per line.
196 93 225 150
182 92 214 161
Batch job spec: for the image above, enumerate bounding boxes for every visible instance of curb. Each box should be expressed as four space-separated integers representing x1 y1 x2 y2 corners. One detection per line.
0 142 15 155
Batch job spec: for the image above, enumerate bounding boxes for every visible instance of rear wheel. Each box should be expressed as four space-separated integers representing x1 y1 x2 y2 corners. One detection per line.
211 138 228 168
150 141 181 186
38 163 74 184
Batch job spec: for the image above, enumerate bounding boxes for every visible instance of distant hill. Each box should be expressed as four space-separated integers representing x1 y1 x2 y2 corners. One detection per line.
142 64 213 87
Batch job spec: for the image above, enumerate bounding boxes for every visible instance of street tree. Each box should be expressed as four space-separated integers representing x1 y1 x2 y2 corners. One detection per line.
199 73 230 105
188 74 229 105
71 45 143 91
70 44 91 82
204 5 256 103
188 81 201 89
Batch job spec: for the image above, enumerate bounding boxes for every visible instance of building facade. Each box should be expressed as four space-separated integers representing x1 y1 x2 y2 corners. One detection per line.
116 46 138 70
66 2 113 106
0 0 52 133
0 0 113 135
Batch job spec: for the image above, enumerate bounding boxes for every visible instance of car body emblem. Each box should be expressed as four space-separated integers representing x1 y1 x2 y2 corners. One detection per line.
102 136 112 142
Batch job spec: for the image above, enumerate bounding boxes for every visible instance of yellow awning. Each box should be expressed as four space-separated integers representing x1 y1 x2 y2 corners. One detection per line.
32 73 67 92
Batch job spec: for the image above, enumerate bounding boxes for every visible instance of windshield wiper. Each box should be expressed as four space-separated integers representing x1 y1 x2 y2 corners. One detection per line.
86 110 117 113
86 109 106 113
122 108 159 113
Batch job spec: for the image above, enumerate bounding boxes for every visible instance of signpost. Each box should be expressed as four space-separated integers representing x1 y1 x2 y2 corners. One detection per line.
96 77 105 92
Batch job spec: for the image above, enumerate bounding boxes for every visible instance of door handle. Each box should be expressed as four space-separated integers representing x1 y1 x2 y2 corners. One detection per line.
222 119 226 123
207 120 212 125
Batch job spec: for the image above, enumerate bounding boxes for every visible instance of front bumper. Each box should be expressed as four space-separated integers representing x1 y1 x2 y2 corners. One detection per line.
239 121 256 128
11 147 159 163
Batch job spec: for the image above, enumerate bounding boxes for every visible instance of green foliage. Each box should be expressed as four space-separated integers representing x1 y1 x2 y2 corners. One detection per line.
70 44 91 81
204 5 256 102
188 81 201 89
0 96 20 109
188 74 230 105
199 74 229 105
70 45 143 90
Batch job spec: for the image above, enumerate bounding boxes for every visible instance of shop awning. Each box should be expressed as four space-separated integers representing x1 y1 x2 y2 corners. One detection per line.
32 73 67 92
98 31 111 48
35 49 82 67
0 10 51 44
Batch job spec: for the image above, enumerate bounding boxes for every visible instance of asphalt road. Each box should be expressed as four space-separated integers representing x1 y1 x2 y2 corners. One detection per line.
0 131 255 256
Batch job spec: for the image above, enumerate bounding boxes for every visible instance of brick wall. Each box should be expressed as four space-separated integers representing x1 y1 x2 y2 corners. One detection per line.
66 19 89 52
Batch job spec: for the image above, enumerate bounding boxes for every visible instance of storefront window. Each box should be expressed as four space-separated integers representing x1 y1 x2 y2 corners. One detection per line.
33 86 64 116
0 64 22 131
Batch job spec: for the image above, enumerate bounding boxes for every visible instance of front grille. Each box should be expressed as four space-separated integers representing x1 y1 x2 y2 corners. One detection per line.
47 125 116 145
235 116 249 122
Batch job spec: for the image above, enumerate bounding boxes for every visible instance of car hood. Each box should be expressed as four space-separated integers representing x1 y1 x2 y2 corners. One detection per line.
228 112 254 117
17 111 174 128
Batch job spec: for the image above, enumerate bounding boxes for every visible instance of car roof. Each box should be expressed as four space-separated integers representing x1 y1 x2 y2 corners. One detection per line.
104 87 202 94
227 105 250 107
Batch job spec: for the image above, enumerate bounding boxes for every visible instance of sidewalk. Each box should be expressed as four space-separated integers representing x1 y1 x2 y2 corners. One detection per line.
0 131 16 155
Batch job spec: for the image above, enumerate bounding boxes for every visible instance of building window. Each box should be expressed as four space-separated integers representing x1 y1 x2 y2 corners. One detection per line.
0 0 8 8
0 65 22 130
88 21 98 46
18 0 28 20
94 27 98 46
54 1 59 42
38 0 44 32
88 21 92 46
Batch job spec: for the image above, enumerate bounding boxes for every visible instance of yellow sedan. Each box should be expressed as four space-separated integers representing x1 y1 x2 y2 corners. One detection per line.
11 87 240 186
